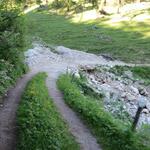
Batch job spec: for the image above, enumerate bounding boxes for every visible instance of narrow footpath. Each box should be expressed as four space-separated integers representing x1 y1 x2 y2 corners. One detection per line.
0 72 37 150
46 73 101 150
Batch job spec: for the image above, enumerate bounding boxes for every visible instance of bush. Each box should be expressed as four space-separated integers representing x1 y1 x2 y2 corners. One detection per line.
0 9 25 62
0 59 14 96
17 73 79 150
50 0 65 9
0 8 26 98
57 74 150 150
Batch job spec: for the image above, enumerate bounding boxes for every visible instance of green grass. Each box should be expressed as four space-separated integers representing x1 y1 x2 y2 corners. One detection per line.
25 10 150 63
110 66 150 85
17 73 79 150
57 74 150 150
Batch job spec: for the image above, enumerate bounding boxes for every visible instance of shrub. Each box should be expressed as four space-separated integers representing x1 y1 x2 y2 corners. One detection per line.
0 8 26 98
57 74 150 150
50 0 65 9
0 59 13 96
0 9 25 62
17 73 79 150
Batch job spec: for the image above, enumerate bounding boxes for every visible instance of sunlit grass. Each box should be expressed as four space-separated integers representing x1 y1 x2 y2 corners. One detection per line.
17 73 79 150
26 9 150 63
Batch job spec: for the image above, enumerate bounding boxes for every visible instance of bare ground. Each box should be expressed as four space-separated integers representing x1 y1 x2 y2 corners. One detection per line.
0 72 37 150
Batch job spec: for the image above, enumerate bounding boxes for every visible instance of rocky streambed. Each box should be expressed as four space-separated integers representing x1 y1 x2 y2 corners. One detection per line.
80 66 150 128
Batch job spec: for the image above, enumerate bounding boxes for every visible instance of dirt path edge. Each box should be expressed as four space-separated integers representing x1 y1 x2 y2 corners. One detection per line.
0 72 37 150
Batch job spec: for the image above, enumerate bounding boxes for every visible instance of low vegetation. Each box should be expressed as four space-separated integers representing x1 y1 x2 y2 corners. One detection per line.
57 74 150 150
110 66 150 85
17 73 79 150
0 3 27 99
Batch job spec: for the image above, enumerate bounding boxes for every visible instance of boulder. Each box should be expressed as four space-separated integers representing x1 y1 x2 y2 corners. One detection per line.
142 109 149 114
126 93 136 101
139 87 148 96
74 72 80 78
130 86 139 95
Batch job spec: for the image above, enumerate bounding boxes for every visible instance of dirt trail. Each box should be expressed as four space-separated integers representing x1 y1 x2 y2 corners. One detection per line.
0 72 37 150
24 42 128 150
47 76 101 150
0 42 150 150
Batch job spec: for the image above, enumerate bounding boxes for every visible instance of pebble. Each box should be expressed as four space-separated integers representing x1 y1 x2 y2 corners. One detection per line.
74 72 80 78
142 109 149 114
130 86 139 95
126 93 136 101
139 88 148 96
85 66 150 128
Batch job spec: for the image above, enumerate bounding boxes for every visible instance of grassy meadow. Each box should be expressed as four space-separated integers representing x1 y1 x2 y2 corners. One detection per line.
25 9 150 63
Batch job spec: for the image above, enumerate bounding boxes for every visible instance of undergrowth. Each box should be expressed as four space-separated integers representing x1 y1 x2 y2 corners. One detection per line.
0 8 27 100
57 74 150 150
17 73 79 150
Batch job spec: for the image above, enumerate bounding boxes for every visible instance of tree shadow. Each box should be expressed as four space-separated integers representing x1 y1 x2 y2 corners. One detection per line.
26 10 150 64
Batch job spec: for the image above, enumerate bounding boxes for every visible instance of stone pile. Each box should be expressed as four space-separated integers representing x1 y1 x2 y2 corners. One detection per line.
82 66 150 128
24 42 150 128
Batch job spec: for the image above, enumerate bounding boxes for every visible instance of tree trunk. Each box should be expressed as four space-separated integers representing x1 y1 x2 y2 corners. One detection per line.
99 0 106 11
117 0 124 14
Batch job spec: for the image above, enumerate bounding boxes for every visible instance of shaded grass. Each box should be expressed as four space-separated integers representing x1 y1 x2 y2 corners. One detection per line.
25 10 150 63
17 73 79 150
57 74 150 150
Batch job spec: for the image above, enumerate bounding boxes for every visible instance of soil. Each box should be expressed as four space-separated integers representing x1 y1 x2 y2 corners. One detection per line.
0 72 38 150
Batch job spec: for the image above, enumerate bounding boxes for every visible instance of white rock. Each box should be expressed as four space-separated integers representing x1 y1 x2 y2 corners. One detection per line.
126 93 136 101
123 70 133 79
111 92 120 101
137 96 147 108
130 86 139 95
142 109 149 114
146 101 150 111
116 84 124 91
105 91 110 100
121 92 126 98
74 72 80 78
